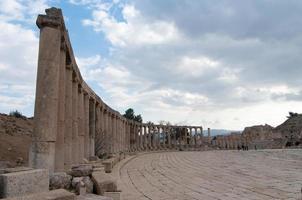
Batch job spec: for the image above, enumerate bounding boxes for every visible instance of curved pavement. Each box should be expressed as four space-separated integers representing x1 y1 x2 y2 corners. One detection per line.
117 150 302 200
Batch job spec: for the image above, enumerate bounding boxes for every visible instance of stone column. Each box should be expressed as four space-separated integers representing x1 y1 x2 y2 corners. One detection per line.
142 126 146 150
162 127 166 149
89 98 96 157
127 122 131 151
200 127 203 147
157 127 161 149
189 128 193 146
103 109 108 154
54 42 66 171
208 128 211 144
111 114 116 154
152 127 156 150
95 103 101 157
148 126 152 150
64 65 72 170
29 8 63 172
78 86 85 163
167 127 171 148
84 93 89 159
72 73 79 164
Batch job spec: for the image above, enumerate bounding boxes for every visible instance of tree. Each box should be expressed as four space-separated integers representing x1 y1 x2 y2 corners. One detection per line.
134 114 142 123
123 108 143 123
287 112 299 119
123 108 135 120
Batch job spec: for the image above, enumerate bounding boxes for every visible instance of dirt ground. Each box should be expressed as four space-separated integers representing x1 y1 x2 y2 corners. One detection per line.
0 113 33 168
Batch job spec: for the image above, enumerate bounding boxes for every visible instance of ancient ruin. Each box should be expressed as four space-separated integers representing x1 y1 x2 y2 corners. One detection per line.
27 8 207 174
1 7 302 200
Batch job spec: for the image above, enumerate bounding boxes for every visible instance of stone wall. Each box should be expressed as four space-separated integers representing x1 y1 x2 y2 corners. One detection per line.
29 8 205 173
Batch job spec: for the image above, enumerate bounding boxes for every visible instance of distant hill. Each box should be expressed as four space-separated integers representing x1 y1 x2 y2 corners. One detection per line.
203 129 241 136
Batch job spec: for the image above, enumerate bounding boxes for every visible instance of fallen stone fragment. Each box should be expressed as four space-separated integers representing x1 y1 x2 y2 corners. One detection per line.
69 164 93 177
50 172 72 190
91 172 118 195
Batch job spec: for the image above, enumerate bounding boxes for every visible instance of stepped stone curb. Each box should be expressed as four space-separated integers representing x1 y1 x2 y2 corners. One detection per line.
3 189 75 200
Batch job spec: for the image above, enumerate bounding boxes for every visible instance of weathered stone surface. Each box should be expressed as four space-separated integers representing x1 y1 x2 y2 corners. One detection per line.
71 176 93 194
69 164 93 177
91 172 117 195
119 151 302 200
0 169 49 198
75 194 113 200
4 189 75 200
82 176 93 193
50 172 72 190
103 192 121 200
2 167 32 174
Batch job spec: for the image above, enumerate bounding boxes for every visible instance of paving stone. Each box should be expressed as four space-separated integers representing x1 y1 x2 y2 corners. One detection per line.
118 150 302 200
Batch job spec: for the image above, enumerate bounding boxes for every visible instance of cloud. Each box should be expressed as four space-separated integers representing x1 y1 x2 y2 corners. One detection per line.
77 0 302 129
0 0 52 116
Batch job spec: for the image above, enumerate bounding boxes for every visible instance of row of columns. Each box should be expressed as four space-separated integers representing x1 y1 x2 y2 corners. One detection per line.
129 125 204 151
30 8 207 173
212 134 248 149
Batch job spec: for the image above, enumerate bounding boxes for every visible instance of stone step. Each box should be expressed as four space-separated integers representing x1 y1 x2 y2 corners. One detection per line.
76 194 113 200
3 189 75 200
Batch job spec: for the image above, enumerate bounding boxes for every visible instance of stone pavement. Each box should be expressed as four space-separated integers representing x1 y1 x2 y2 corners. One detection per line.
116 150 302 200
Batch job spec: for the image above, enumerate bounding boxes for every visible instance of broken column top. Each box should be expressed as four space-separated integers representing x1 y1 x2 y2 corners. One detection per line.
36 7 64 29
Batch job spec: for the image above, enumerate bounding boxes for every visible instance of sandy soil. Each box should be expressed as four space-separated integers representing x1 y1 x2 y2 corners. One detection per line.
0 113 33 168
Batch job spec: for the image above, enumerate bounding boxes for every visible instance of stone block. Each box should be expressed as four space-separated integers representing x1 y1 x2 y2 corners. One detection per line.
69 164 93 177
103 192 121 200
2 167 32 174
0 169 49 198
75 194 113 200
50 172 72 190
102 160 113 173
4 189 75 200
91 172 117 195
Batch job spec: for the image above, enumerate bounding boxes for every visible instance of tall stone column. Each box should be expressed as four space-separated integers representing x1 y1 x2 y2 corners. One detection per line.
72 73 79 164
148 126 152 150
84 93 90 159
189 128 193 146
127 122 131 151
95 104 101 157
167 127 171 148
200 127 203 147
134 124 137 151
78 86 85 163
103 109 108 154
89 98 96 157
194 127 198 147
29 8 63 172
162 126 167 149
142 126 146 150
54 42 66 171
111 114 115 154
208 128 211 144
64 65 72 170
152 127 156 150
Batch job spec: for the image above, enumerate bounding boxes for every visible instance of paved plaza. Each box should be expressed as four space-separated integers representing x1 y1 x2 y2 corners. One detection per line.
116 150 302 200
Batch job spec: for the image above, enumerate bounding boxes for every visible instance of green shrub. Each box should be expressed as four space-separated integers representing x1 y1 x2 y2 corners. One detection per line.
9 110 26 119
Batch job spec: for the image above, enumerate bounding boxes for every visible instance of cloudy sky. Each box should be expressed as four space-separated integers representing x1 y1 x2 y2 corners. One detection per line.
0 0 302 130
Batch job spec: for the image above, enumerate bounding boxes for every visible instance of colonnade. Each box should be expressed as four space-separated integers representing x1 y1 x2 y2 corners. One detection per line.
212 134 247 149
29 8 206 173
131 125 204 151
